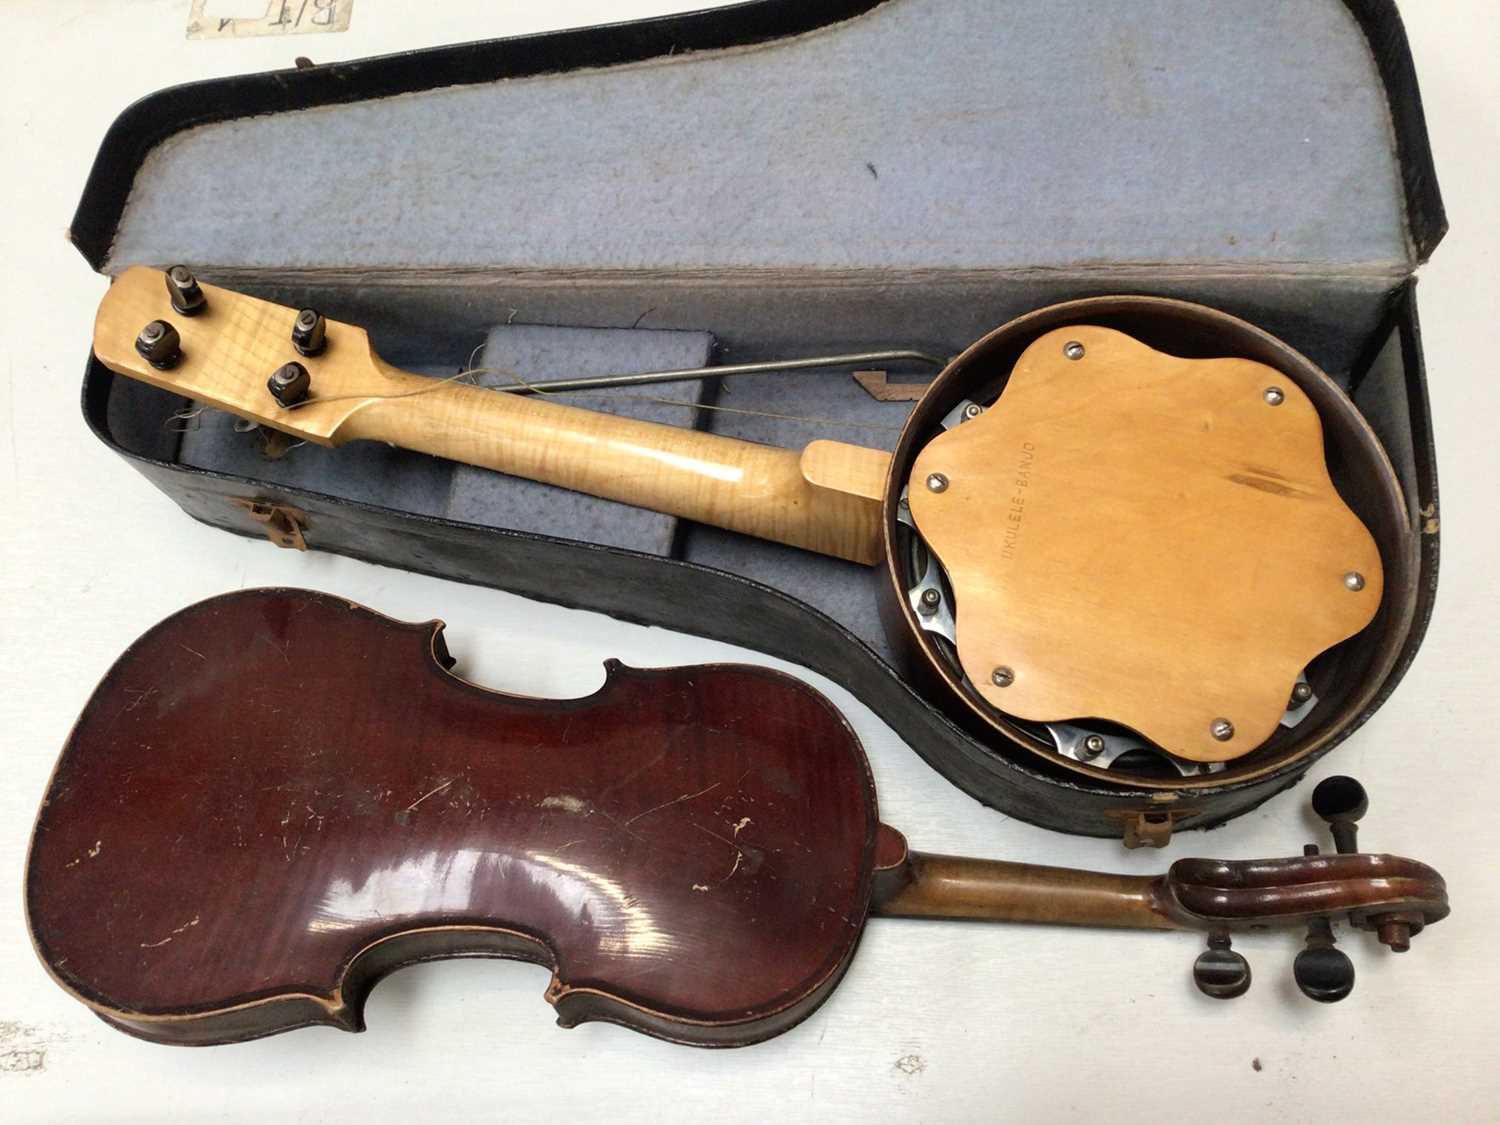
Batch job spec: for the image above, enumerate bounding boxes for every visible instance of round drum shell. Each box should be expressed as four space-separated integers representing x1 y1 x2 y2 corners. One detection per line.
878 296 1417 835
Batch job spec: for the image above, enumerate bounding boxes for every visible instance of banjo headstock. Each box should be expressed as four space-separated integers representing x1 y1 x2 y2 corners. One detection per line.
93 266 405 445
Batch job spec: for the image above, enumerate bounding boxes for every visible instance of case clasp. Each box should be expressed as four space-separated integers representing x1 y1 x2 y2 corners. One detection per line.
1116 798 1197 849
231 498 308 551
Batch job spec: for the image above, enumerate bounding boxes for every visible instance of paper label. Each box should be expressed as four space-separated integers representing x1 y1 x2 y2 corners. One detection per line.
187 0 352 40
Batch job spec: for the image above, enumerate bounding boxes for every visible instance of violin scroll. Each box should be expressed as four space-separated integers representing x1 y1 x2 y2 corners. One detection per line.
1169 776 1447 1001
1163 852 1448 933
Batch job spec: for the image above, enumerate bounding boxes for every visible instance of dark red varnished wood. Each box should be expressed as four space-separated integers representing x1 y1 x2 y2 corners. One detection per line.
1163 854 1449 927
25 589 879 1046
27 590 1452 1046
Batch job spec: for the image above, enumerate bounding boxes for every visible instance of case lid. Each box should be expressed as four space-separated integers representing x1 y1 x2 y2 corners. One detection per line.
74 0 1443 314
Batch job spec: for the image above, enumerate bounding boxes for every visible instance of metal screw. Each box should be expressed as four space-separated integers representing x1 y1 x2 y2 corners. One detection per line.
917 588 941 616
1211 718 1235 741
1343 572 1366 592
1081 734 1105 758
1063 341 1085 360
962 403 984 420
991 666 1015 688
1263 386 1285 406
926 472 949 493
1291 681 1313 704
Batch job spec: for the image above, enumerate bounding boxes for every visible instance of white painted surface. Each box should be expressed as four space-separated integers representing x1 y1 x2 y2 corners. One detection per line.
1 3 1496 1121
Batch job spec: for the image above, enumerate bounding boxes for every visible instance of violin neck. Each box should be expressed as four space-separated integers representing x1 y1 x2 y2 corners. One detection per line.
871 851 1179 931
340 363 888 565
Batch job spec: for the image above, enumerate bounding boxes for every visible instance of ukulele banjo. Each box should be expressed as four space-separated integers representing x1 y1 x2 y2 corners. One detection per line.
92 267 1391 780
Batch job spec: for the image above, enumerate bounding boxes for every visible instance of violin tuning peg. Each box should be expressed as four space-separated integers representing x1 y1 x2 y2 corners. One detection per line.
1294 916 1355 1002
1193 934 1251 999
1311 775 1368 854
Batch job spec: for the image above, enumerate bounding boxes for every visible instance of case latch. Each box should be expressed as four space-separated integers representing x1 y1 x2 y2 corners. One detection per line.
1122 811 1175 849
231 498 308 551
1116 796 1197 849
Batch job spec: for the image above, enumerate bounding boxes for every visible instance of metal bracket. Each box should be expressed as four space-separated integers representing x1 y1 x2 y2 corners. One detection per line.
1118 804 1195 849
1044 721 1228 778
231 498 308 551
852 369 933 402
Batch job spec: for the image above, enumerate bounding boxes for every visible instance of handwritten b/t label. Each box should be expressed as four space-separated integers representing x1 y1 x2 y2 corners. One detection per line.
188 1 352 40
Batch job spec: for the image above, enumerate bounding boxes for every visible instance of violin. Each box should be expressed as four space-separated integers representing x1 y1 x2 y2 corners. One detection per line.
91 268 1402 785
26 590 1447 1047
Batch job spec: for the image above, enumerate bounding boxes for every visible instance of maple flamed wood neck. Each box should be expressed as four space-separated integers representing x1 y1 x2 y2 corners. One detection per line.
92 267 891 564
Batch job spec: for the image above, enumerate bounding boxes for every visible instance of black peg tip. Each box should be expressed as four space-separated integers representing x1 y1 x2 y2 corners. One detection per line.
1312 776 1368 823
1312 776 1368 854
1194 941 1252 1000
1294 945 1356 1003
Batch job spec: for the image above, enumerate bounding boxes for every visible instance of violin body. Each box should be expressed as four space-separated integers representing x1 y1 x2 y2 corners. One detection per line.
26 589 879 1046
27 590 1448 1045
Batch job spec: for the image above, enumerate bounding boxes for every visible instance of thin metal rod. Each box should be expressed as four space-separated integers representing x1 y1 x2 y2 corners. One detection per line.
490 349 951 396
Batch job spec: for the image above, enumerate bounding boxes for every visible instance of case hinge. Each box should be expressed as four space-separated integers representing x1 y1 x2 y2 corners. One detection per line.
231 498 308 551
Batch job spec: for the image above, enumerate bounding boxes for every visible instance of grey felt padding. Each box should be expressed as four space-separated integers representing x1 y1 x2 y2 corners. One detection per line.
173 328 715 542
447 324 715 553
110 0 1408 276
100 0 1414 380
96 0 1419 668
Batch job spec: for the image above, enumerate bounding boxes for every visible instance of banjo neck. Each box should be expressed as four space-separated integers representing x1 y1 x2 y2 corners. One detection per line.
345 364 890 564
93 266 891 564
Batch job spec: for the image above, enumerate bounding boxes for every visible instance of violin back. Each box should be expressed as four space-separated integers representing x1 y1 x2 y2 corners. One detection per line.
26 589 879 1046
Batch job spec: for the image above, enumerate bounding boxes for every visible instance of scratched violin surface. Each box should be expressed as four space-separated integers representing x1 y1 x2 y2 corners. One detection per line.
26 590 1447 1046
27 589 880 1046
